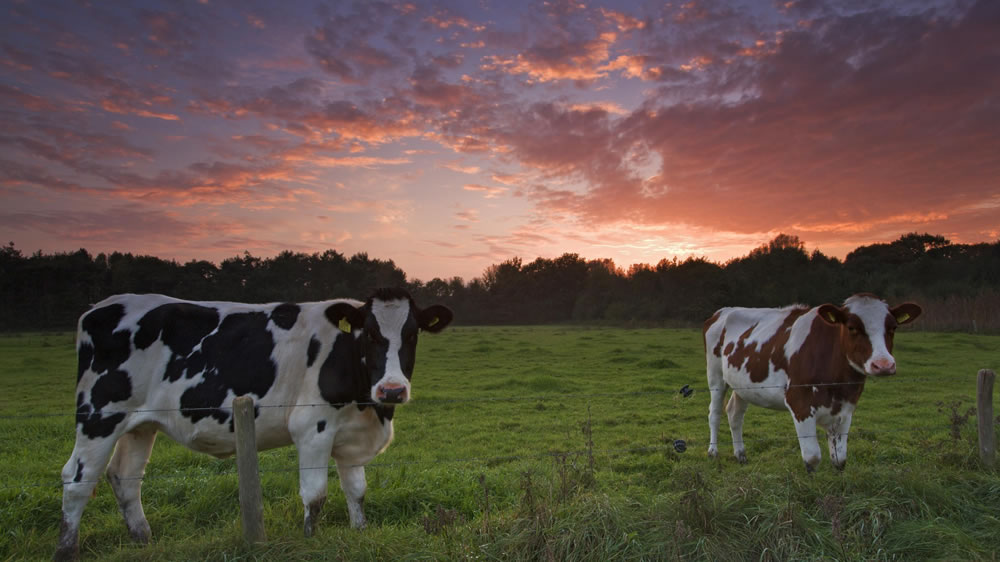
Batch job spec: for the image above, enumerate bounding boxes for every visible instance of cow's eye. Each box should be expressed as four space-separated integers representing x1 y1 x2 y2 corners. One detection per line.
848 326 859 336
407 333 418 344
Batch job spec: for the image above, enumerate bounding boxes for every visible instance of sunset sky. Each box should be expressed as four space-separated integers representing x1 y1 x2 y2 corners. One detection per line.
1 0 997 281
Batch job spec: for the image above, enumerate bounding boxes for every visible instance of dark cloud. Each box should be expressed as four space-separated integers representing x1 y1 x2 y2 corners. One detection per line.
503 0 1000 238
304 1 410 83
138 8 200 57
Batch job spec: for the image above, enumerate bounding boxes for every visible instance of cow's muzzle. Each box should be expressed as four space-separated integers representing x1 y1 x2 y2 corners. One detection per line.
868 358 896 376
376 384 408 404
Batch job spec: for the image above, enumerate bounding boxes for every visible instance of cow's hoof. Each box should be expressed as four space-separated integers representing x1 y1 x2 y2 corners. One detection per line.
707 448 718 459
53 545 79 562
736 452 748 464
833 461 847 472
128 521 152 544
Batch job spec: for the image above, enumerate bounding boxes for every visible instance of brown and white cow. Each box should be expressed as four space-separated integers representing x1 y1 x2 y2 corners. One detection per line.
703 294 921 471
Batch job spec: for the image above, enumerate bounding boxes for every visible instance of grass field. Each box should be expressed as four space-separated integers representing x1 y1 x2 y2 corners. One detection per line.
1 326 999 561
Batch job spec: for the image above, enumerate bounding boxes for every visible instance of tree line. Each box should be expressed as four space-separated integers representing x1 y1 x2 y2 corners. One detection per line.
1 233 997 332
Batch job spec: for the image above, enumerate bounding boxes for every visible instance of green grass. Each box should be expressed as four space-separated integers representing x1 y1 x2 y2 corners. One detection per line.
1 327 999 560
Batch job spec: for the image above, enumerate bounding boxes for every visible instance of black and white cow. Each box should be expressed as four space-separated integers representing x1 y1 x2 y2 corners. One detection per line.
56 288 452 560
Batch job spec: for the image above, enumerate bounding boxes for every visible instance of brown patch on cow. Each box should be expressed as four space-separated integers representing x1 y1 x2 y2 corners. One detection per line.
883 314 898 354
842 313 874 373
713 327 727 358
726 310 809 383
785 314 866 422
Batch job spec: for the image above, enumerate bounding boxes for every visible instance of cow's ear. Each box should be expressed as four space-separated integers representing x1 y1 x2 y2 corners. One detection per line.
325 302 366 334
891 303 922 325
418 305 453 333
817 304 847 325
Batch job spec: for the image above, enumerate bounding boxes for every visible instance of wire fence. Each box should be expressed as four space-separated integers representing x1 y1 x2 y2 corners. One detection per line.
0 376 978 494
0 376 946 420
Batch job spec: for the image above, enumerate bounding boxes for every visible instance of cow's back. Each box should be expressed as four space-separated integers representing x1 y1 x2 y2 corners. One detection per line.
74 294 348 456
705 304 812 409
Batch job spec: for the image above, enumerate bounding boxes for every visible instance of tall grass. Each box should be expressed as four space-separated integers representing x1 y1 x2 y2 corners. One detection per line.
1 327 998 560
907 289 1000 333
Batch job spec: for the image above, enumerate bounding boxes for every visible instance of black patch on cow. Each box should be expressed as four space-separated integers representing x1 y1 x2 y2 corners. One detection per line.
372 287 412 302
135 303 220 354
134 303 221 383
375 405 394 423
179 311 277 425
90 370 132 410
77 343 94 383
318 334 365 408
76 303 134 438
74 460 84 483
317 420 326 433
307 336 321 367
135 302 219 350
270 303 300 331
79 304 131 378
81 303 126 339
76 391 126 439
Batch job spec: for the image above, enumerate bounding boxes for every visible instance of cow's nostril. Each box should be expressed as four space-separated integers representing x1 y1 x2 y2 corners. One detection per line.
871 360 896 375
379 386 406 403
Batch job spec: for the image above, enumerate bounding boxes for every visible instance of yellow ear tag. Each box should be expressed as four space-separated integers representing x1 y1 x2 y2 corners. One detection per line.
825 312 838 323
338 318 352 333
896 312 910 323
427 317 439 327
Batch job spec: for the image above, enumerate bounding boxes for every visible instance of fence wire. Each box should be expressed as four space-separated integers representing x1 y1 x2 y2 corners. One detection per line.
0 374 978 493
0 375 947 421
0 418 965 493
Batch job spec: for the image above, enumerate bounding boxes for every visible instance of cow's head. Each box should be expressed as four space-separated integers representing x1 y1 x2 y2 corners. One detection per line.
326 288 452 405
817 294 921 376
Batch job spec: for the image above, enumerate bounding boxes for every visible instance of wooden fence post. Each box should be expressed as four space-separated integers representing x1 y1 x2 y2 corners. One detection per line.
976 369 996 468
233 395 266 543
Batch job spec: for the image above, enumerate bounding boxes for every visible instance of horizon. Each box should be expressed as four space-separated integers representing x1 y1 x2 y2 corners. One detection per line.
3 231 978 283
2 0 998 282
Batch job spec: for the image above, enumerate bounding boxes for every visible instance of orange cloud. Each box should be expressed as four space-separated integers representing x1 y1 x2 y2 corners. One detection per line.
483 31 618 83
600 8 647 32
463 184 507 198
306 156 411 168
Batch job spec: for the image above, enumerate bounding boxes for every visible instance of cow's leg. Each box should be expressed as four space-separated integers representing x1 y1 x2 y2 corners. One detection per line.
791 415 822 472
726 392 750 463
106 426 157 543
56 434 120 561
295 434 334 538
706 361 726 459
336 463 367 529
825 414 853 471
